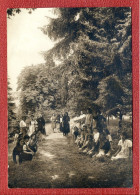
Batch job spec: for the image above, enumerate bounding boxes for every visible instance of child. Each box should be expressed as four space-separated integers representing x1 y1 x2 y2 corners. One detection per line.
73 126 79 140
111 131 132 160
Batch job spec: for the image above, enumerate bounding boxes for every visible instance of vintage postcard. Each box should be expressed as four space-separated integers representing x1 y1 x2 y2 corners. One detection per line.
0 0 139 194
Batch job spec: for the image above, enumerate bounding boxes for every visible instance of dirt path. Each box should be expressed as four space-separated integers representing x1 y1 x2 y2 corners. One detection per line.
8 124 132 188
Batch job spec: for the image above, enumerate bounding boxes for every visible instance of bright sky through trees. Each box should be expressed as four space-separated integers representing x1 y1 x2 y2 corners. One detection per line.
7 8 55 91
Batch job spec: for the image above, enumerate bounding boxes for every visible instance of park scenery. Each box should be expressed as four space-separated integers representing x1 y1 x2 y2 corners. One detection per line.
7 8 132 188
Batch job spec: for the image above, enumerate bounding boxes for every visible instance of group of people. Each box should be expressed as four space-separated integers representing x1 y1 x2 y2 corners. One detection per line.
13 113 46 164
12 108 132 164
51 112 70 136
73 108 132 160
20 114 46 136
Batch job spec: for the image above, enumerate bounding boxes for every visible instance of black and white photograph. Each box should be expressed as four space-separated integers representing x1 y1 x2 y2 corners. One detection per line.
7 7 132 188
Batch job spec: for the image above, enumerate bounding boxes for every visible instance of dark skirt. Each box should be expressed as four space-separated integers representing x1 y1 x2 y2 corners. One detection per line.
19 152 33 163
29 144 37 153
63 123 70 133
13 150 33 164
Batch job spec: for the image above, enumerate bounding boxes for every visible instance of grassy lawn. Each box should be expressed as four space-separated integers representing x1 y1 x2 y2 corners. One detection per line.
8 120 132 188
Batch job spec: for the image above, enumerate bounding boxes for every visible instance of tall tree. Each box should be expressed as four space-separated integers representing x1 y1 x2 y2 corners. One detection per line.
17 8 132 118
17 63 63 116
41 8 131 114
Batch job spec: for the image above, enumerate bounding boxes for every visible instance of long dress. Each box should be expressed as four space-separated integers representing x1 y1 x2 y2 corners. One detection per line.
63 115 70 135
95 114 106 133
29 120 35 136
37 117 45 134
111 139 132 160
51 116 56 131
60 117 63 132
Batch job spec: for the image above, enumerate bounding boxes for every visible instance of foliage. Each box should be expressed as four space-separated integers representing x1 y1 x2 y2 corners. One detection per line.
8 79 17 131
17 8 132 118
7 8 36 18
17 64 63 117
41 8 132 115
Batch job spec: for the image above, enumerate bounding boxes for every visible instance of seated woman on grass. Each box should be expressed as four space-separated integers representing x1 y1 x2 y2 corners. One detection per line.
111 131 132 160
87 128 100 156
13 135 35 164
75 128 85 147
73 126 79 140
77 125 88 148
28 133 38 153
92 132 111 158
79 134 93 154
13 138 24 164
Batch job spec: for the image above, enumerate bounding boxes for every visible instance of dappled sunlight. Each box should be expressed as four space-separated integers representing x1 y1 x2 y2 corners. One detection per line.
68 171 76 178
88 176 95 179
46 133 66 140
51 175 59 180
39 151 55 159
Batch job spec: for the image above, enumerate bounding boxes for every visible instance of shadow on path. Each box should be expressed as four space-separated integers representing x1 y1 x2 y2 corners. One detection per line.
8 124 132 188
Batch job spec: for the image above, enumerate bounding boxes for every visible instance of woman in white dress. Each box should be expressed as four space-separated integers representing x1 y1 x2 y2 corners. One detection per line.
111 131 132 160
51 114 56 132
29 116 37 136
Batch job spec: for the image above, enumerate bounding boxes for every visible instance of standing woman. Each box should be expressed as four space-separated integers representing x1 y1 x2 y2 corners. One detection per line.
19 116 26 133
56 114 60 132
51 114 56 132
37 113 46 135
29 116 36 136
60 114 64 132
63 112 70 136
85 108 93 132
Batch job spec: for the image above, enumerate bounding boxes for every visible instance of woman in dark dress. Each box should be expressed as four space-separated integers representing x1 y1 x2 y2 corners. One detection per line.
37 114 46 135
63 112 70 136
13 136 33 164
13 138 24 164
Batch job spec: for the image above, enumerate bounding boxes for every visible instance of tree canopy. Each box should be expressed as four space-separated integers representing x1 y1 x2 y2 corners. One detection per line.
17 8 132 119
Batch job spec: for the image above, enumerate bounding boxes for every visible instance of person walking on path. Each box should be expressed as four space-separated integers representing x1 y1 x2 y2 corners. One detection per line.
63 112 70 136
60 114 64 132
56 114 61 132
37 114 46 135
51 114 56 133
